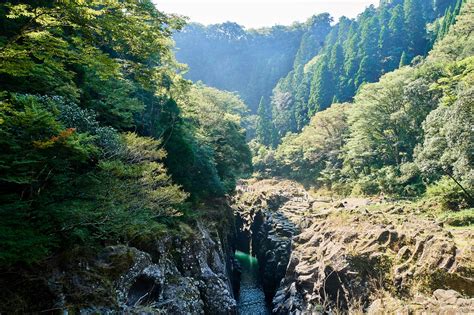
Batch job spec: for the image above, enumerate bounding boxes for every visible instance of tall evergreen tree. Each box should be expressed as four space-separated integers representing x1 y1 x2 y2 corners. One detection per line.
399 51 409 67
431 19 442 46
294 75 311 131
256 97 275 147
454 0 463 15
404 0 428 57
378 4 391 26
435 0 457 16
308 61 334 115
329 43 345 98
343 23 360 98
437 7 449 40
355 16 381 86
379 25 391 72
293 14 333 67
388 5 406 71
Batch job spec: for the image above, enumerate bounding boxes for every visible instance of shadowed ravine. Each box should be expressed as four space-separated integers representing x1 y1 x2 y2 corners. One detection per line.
235 250 271 315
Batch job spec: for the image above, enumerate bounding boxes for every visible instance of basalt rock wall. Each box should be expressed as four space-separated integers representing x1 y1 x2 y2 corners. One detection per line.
0 203 240 314
233 179 309 302
233 179 474 314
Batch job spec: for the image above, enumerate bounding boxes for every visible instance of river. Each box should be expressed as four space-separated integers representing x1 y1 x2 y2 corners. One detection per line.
235 250 271 315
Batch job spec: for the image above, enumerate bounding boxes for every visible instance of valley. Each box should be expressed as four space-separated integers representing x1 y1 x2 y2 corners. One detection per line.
0 0 472 313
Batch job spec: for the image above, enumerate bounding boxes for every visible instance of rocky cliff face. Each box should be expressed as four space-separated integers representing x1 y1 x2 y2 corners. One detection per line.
233 179 474 314
81 223 237 314
1 208 239 314
4 180 472 314
233 179 308 302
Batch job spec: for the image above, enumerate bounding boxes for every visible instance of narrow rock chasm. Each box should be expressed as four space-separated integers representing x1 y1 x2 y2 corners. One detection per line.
235 250 271 315
233 205 296 314
232 180 474 314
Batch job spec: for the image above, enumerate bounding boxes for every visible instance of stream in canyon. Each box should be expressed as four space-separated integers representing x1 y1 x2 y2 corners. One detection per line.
235 250 271 315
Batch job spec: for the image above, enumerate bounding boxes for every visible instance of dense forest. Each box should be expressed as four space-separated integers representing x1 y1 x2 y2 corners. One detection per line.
0 0 472 312
252 1 473 206
175 0 463 140
267 0 464 137
0 1 251 267
175 0 473 210
174 14 332 113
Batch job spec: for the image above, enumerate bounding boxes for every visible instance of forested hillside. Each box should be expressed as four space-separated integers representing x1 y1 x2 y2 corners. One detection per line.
268 0 463 138
0 0 473 313
174 0 462 142
253 1 473 209
174 14 332 112
0 1 250 267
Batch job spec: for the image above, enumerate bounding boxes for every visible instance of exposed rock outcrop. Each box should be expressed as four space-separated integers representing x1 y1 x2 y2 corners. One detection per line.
233 179 474 314
1 218 238 314
234 179 308 302
82 222 237 314
368 289 474 314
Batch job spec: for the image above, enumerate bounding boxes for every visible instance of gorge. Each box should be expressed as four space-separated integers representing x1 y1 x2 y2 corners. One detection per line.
4 179 471 313
232 179 474 314
0 0 472 313
235 250 270 314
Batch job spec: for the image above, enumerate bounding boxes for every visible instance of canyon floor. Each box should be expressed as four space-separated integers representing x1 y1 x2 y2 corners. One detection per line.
233 179 474 314
2 179 472 314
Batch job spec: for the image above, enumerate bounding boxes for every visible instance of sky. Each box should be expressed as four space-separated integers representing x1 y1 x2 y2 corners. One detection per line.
153 0 380 29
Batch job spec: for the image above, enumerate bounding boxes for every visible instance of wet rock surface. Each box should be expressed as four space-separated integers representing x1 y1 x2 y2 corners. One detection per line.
233 179 474 314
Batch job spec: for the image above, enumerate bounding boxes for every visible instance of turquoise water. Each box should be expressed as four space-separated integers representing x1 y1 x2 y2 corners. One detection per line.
235 250 271 315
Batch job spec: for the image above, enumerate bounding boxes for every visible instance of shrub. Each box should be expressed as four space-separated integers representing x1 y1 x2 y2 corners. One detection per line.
438 209 474 226
351 176 380 196
426 176 471 210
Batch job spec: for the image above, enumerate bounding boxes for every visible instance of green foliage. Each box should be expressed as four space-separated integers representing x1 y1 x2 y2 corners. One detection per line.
387 5 406 69
414 58 473 201
172 84 253 196
399 51 409 67
0 94 96 264
426 177 471 210
267 3 472 205
174 14 332 113
273 104 349 186
0 94 97 192
404 0 428 57
428 1 474 62
344 67 439 174
174 0 460 141
249 140 276 178
256 97 277 147
434 0 464 42
309 60 334 115
0 93 189 266
0 0 253 268
264 0 460 140
0 0 185 129
438 208 474 226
